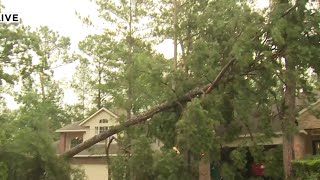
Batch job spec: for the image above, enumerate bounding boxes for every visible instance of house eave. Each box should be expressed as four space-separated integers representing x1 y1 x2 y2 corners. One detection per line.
55 129 87 133
73 154 118 157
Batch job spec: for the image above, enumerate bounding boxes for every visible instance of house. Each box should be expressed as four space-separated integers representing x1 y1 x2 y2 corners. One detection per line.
223 98 320 159
293 99 320 159
55 107 162 180
56 107 121 180
210 97 320 178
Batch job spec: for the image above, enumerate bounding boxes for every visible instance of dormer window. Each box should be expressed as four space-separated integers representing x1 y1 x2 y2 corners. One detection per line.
99 119 108 123
70 137 83 148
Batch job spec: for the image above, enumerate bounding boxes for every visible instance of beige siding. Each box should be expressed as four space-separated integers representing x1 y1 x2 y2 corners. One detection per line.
81 111 119 142
71 164 109 180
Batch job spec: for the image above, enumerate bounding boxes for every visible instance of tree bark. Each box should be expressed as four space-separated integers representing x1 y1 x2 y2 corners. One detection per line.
97 67 102 109
173 0 178 71
172 0 179 90
39 71 46 101
199 155 210 180
282 57 296 179
60 58 235 158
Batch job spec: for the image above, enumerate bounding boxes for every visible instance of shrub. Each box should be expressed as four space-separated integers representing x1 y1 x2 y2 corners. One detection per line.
292 155 320 179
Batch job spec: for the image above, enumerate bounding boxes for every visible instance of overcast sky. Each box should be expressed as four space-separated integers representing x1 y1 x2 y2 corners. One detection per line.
2 0 104 107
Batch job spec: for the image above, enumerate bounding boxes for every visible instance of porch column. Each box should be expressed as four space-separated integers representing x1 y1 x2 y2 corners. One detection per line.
293 134 306 159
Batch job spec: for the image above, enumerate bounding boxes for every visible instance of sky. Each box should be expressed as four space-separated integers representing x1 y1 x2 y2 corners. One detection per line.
2 0 103 77
1 0 269 109
2 0 106 108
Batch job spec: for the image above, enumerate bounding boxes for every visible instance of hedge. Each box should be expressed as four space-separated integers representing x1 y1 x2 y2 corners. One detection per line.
292 155 320 180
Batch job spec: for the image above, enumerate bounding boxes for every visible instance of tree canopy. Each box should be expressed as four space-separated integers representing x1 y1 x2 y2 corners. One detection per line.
0 0 319 179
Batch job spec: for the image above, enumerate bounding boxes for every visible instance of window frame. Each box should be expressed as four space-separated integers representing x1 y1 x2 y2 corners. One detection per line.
99 119 108 123
312 140 320 155
70 137 83 148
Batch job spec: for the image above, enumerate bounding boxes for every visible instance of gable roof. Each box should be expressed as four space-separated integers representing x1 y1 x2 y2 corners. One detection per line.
79 107 119 126
298 99 320 129
298 98 320 116
56 121 87 132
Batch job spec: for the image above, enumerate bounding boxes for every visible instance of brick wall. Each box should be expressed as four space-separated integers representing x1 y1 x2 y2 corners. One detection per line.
58 132 66 153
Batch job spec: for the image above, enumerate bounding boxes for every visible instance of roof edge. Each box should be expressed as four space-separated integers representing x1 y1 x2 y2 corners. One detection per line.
79 107 119 126
55 129 87 133
73 154 118 157
298 99 320 116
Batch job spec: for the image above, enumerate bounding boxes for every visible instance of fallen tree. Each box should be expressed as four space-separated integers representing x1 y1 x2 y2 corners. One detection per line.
61 58 235 158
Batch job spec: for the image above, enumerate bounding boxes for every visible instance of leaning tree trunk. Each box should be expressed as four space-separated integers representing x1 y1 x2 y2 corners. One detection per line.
282 57 296 179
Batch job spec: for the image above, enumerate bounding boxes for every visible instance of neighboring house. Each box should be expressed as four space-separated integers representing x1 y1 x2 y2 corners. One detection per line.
56 108 120 180
212 97 320 178
55 107 162 180
224 98 320 159
293 99 320 159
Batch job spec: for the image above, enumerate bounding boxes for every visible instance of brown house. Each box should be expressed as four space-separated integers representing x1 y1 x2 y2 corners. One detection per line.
223 98 320 159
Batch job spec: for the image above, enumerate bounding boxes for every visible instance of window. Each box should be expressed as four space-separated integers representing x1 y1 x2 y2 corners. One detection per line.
313 140 320 155
99 126 108 134
95 127 99 134
70 137 82 148
95 126 108 135
99 119 108 123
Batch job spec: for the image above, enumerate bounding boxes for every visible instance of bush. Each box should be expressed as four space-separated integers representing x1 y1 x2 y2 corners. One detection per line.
292 155 320 179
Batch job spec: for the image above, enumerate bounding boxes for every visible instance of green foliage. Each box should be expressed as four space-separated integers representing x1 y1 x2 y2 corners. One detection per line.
129 136 154 179
221 162 237 180
230 148 248 170
109 136 155 180
292 156 320 179
0 24 33 84
176 99 216 159
0 0 319 179
0 162 8 180
264 146 283 179
70 168 88 180
15 90 71 137
109 155 129 180
0 22 77 180
0 115 74 180
149 110 181 148
153 150 184 180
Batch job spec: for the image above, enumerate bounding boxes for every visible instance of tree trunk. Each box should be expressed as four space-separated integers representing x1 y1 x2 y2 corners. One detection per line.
172 0 178 90
97 68 102 109
199 155 210 180
282 57 296 179
127 0 133 120
39 71 46 101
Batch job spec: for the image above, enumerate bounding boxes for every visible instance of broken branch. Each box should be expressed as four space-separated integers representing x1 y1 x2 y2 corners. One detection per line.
60 58 235 158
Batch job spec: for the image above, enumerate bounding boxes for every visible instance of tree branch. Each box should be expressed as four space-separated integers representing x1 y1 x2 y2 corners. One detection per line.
281 3 299 18
60 58 235 158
